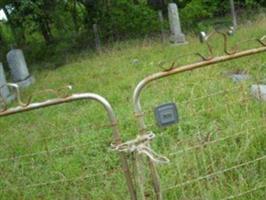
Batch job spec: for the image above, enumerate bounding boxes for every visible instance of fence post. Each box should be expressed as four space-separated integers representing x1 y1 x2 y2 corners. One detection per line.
93 24 101 51
133 84 163 200
158 10 166 43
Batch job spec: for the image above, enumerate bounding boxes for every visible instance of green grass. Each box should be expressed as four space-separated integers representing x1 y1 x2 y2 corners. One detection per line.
1 16 266 199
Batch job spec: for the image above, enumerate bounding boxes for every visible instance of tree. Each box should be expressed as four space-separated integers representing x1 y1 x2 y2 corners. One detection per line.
0 0 58 44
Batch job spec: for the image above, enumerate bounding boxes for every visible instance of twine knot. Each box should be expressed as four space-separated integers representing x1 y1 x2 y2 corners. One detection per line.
112 132 169 164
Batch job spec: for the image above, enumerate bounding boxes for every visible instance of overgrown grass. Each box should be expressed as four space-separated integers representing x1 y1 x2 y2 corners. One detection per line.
0 15 266 199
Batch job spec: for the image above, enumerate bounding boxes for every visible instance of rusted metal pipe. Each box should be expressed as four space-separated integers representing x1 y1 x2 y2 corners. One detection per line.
133 45 266 200
134 45 266 118
0 93 137 200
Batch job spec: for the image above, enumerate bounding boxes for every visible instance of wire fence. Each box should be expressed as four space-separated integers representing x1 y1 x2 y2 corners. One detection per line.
1 44 266 200
140 69 266 200
0 99 131 200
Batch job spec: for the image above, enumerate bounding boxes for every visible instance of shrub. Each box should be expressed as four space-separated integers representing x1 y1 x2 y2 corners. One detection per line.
98 0 160 40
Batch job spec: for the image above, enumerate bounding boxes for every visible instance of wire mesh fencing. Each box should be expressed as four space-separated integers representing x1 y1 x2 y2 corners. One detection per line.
137 65 266 200
0 93 136 200
1 32 266 200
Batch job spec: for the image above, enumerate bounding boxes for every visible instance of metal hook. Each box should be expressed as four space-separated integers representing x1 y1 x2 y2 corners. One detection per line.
159 61 176 72
34 85 73 100
7 83 32 107
159 51 206 72
196 42 214 61
198 31 215 60
257 35 266 46
57 85 73 98
199 31 215 42
216 31 238 55
198 27 237 57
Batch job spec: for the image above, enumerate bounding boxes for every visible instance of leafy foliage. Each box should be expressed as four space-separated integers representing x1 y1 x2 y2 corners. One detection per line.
0 0 265 65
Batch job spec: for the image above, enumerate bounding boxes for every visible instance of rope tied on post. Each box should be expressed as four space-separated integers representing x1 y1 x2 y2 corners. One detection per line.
112 132 170 164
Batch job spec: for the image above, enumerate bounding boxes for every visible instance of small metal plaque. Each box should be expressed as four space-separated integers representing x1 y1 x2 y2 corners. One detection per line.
154 103 179 127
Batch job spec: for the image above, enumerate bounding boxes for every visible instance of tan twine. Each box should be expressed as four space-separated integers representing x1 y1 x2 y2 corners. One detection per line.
112 132 169 164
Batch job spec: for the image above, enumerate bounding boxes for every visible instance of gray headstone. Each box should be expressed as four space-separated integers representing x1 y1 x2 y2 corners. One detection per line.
7 49 34 88
168 3 186 44
229 0 237 30
251 85 266 101
7 49 29 82
0 63 15 102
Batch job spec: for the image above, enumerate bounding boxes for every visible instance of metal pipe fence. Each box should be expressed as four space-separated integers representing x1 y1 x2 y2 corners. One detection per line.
0 92 136 200
132 35 266 199
1 32 266 200
134 74 265 199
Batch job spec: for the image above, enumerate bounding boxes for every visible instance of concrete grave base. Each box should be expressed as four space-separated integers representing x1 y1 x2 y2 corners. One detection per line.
170 33 188 45
14 75 35 88
2 93 16 103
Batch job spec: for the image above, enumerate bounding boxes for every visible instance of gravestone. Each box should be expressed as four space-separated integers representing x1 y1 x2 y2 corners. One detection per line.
229 0 237 30
0 63 15 102
7 49 35 88
230 73 250 83
251 85 266 101
168 3 186 44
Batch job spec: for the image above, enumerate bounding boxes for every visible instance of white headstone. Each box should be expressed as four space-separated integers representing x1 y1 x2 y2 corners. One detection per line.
7 49 34 87
168 3 186 44
0 63 15 102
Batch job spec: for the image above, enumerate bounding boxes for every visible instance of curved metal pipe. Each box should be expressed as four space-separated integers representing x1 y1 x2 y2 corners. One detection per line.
133 45 266 119
0 93 137 200
133 45 266 200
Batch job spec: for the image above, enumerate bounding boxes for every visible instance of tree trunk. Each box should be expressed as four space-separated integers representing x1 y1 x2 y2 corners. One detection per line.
39 18 53 44
72 0 79 32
